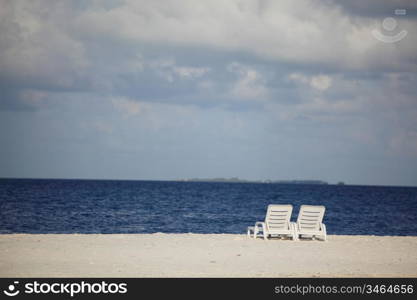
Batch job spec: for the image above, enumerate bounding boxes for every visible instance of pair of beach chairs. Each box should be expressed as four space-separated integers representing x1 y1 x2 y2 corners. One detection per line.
247 204 327 241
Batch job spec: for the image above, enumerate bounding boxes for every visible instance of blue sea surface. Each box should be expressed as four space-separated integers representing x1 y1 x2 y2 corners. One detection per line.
0 179 416 235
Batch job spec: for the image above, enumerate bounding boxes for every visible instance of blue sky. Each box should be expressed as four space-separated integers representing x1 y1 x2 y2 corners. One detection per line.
1 0 417 186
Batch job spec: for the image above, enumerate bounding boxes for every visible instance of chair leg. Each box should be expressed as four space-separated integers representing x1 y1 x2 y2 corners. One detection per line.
291 223 298 241
262 224 267 240
322 224 327 241
247 227 256 238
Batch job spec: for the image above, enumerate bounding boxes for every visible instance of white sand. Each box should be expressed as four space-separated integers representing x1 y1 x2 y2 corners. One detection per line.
0 234 416 277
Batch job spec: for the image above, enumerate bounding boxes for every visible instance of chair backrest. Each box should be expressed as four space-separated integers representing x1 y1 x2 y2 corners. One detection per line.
265 204 293 231
296 205 326 231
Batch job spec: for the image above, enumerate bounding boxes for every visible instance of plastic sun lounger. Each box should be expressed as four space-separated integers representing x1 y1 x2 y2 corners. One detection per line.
293 205 327 241
247 204 296 240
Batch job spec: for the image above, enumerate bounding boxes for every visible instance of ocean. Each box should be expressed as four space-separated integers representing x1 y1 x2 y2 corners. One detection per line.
0 178 416 235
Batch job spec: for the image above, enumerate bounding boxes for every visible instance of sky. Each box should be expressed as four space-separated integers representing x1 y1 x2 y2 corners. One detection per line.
0 0 417 186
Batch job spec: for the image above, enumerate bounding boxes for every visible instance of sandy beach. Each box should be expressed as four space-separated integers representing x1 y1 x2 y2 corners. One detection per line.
0 234 416 277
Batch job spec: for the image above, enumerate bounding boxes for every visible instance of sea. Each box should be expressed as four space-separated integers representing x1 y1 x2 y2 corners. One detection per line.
0 178 416 235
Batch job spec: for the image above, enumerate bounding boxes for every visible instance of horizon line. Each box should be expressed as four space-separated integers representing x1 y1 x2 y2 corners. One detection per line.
1 176 416 188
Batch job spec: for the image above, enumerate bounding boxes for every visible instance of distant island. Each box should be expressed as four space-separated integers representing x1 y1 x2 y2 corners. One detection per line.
177 177 329 185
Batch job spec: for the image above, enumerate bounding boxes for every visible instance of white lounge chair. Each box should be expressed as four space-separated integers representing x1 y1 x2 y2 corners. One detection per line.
247 204 295 240
293 205 327 241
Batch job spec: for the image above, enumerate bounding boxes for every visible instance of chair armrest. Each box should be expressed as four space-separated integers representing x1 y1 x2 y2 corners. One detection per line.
255 222 267 240
255 221 265 227
254 222 265 232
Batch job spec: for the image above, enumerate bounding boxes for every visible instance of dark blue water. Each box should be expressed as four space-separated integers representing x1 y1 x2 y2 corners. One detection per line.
0 179 416 235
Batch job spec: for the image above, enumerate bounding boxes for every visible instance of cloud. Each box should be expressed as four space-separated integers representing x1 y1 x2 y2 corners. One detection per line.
0 1 89 89
227 62 268 100
173 66 211 79
112 97 146 117
310 75 333 91
149 59 210 82
72 0 417 71
1 0 416 111
289 73 333 91
0 0 417 185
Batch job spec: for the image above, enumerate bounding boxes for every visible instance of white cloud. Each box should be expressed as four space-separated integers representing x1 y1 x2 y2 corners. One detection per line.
149 59 210 82
227 62 268 100
0 1 89 88
310 75 332 91
173 66 210 78
289 73 332 91
112 97 146 117
289 73 309 84
72 0 417 71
